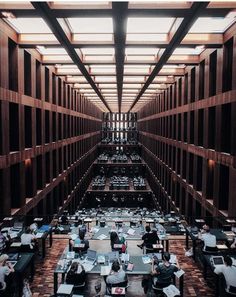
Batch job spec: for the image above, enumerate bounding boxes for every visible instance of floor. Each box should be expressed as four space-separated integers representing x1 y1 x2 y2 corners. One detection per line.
30 234 215 297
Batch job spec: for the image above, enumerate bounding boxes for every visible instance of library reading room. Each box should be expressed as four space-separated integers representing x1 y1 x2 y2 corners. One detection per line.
1 1 236 297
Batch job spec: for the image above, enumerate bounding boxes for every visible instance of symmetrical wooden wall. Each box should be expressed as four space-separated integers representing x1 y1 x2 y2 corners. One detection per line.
138 23 236 225
0 20 102 218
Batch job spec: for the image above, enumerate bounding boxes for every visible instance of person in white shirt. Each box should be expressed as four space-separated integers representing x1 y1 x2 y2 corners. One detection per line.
0 254 14 292
199 224 217 251
21 227 37 249
106 260 127 294
214 255 236 293
231 224 236 233
231 236 236 249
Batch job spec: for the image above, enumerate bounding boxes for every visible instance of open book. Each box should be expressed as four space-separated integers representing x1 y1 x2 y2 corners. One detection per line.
163 285 180 297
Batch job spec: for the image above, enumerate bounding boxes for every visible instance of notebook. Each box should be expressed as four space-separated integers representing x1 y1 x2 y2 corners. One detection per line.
101 265 111 276
85 249 97 264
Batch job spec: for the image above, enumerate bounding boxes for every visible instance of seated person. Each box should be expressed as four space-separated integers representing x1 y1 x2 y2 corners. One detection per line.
198 224 217 252
110 231 126 253
230 236 236 249
20 227 37 250
66 262 86 286
214 255 236 294
137 226 157 249
231 224 236 233
0 232 9 253
150 229 160 246
151 252 179 288
106 260 127 293
60 212 69 225
78 223 87 237
29 222 38 233
70 230 89 252
0 254 14 292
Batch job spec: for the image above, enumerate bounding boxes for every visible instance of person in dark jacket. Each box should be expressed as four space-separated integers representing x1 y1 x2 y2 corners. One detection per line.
66 262 86 286
151 252 179 287
137 226 159 249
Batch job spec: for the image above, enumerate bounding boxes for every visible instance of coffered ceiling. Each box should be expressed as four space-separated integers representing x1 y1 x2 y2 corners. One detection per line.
1 1 236 112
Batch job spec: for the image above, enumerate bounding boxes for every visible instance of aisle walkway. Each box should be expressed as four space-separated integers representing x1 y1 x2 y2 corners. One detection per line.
30 237 214 297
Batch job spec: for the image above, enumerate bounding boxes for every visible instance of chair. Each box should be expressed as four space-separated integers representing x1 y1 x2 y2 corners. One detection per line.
20 244 33 253
72 282 86 294
107 280 129 296
226 289 236 296
100 220 106 227
145 247 154 254
152 282 172 296
203 246 218 254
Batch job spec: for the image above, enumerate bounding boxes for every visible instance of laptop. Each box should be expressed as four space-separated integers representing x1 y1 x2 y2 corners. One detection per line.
211 256 224 266
7 253 19 261
12 222 23 231
85 249 97 264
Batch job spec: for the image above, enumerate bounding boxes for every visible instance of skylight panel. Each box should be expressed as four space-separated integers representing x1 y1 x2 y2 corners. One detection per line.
66 76 87 83
56 68 81 75
84 55 114 62
123 77 145 83
123 84 142 88
36 47 67 55
127 17 175 33
126 55 155 62
189 17 236 33
55 65 77 69
98 84 117 88
73 33 113 42
80 47 114 55
95 76 116 83
124 65 150 74
125 47 159 55
101 89 117 93
74 83 91 88
67 18 113 33
52 1 110 8
5 18 52 33
173 47 203 55
42 55 72 62
90 65 115 74
127 33 167 42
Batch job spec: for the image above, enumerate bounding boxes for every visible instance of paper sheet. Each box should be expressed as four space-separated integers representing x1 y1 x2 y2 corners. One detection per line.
170 254 177 264
174 269 185 278
83 262 94 272
121 253 130 262
70 234 77 240
163 285 180 297
101 265 111 276
142 255 151 264
127 228 135 235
